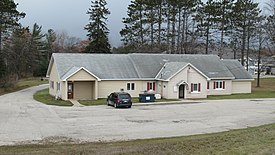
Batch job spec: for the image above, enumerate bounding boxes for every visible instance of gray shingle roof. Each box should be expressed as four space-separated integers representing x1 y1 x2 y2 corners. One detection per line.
49 53 252 80
155 62 189 80
222 59 253 80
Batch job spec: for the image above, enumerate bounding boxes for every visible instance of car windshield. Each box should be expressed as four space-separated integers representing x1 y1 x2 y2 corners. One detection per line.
119 94 131 99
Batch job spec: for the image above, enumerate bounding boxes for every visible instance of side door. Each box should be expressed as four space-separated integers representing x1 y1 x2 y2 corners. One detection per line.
67 82 74 99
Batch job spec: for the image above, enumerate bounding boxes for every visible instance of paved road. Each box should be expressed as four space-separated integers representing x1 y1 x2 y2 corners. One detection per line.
0 85 275 145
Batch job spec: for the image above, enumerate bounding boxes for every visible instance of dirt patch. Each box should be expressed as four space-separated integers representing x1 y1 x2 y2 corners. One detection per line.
15 136 82 145
127 119 154 123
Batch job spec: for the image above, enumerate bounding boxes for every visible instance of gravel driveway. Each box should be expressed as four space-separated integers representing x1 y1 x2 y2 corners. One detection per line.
0 84 275 145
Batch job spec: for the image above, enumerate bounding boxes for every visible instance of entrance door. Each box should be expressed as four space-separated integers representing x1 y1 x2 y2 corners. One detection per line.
67 82 74 99
179 84 185 99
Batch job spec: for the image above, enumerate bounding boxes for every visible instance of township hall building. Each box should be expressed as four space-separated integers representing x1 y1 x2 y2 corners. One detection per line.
46 53 253 100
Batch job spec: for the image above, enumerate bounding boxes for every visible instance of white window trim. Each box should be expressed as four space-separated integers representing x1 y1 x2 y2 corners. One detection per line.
191 83 200 93
127 83 135 91
215 81 224 90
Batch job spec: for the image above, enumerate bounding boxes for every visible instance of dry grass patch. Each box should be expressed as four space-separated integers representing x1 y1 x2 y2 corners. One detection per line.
1 123 275 155
0 77 48 96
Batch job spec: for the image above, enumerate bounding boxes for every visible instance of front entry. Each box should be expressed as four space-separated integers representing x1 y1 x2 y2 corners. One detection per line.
67 82 74 99
179 84 185 99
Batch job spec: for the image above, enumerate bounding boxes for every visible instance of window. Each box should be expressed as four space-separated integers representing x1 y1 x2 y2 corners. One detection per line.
214 81 225 90
127 83 135 90
207 81 210 89
147 82 156 91
56 82 60 91
191 83 201 92
50 81 54 89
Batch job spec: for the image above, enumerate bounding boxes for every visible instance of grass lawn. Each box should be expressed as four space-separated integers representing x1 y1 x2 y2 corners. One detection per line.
79 97 179 106
207 78 275 100
0 77 48 96
1 123 275 155
33 89 73 106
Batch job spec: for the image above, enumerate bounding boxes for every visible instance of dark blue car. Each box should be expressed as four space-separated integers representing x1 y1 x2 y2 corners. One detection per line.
107 92 132 108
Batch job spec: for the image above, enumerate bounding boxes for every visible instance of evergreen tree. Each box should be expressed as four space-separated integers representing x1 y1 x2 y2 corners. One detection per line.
0 0 24 80
196 0 219 54
29 23 46 76
85 0 111 53
216 0 234 58
121 0 146 48
45 29 56 62
0 0 25 52
231 0 261 66
266 0 275 54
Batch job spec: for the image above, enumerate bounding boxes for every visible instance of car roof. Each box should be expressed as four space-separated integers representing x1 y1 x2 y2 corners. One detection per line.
113 92 130 95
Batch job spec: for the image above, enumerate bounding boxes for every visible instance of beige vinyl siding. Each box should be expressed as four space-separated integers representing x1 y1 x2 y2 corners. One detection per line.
61 81 67 100
161 81 169 99
49 62 60 97
98 81 144 98
232 81 252 94
207 80 232 95
67 69 97 81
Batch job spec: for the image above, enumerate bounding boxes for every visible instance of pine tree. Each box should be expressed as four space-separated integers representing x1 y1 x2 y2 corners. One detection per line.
216 0 234 58
85 0 111 53
196 0 219 54
121 0 146 48
0 0 25 53
231 0 261 66
0 0 24 80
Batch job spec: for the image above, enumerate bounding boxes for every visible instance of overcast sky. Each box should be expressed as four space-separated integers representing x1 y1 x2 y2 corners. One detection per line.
14 0 131 47
14 0 267 47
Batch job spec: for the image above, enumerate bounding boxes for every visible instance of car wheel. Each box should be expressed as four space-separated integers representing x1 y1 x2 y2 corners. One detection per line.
107 100 110 106
114 103 118 108
128 106 132 108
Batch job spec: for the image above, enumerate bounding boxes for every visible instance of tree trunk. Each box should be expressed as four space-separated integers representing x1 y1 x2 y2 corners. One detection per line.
205 17 210 54
139 9 144 45
166 5 171 53
241 26 246 66
171 7 176 54
150 7 154 52
184 14 189 54
177 8 181 53
246 25 250 72
181 11 186 54
158 3 162 46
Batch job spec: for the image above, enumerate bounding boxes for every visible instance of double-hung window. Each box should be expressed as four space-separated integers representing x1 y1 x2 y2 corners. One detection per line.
56 82 60 91
50 81 54 89
127 83 135 90
147 82 156 91
191 83 201 93
214 81 225 90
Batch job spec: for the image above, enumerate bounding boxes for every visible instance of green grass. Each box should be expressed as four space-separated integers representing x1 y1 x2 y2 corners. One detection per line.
207 78 275 100
0 77 48 96
79 98 107 106
1 123 275 155
79 97 179 106
33 89 73 106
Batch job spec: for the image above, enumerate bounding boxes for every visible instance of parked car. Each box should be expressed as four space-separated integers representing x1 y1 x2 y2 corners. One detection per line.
107 92 132 108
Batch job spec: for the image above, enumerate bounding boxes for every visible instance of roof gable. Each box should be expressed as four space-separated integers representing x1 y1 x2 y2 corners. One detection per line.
61 67 100 81
155 62 210 81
